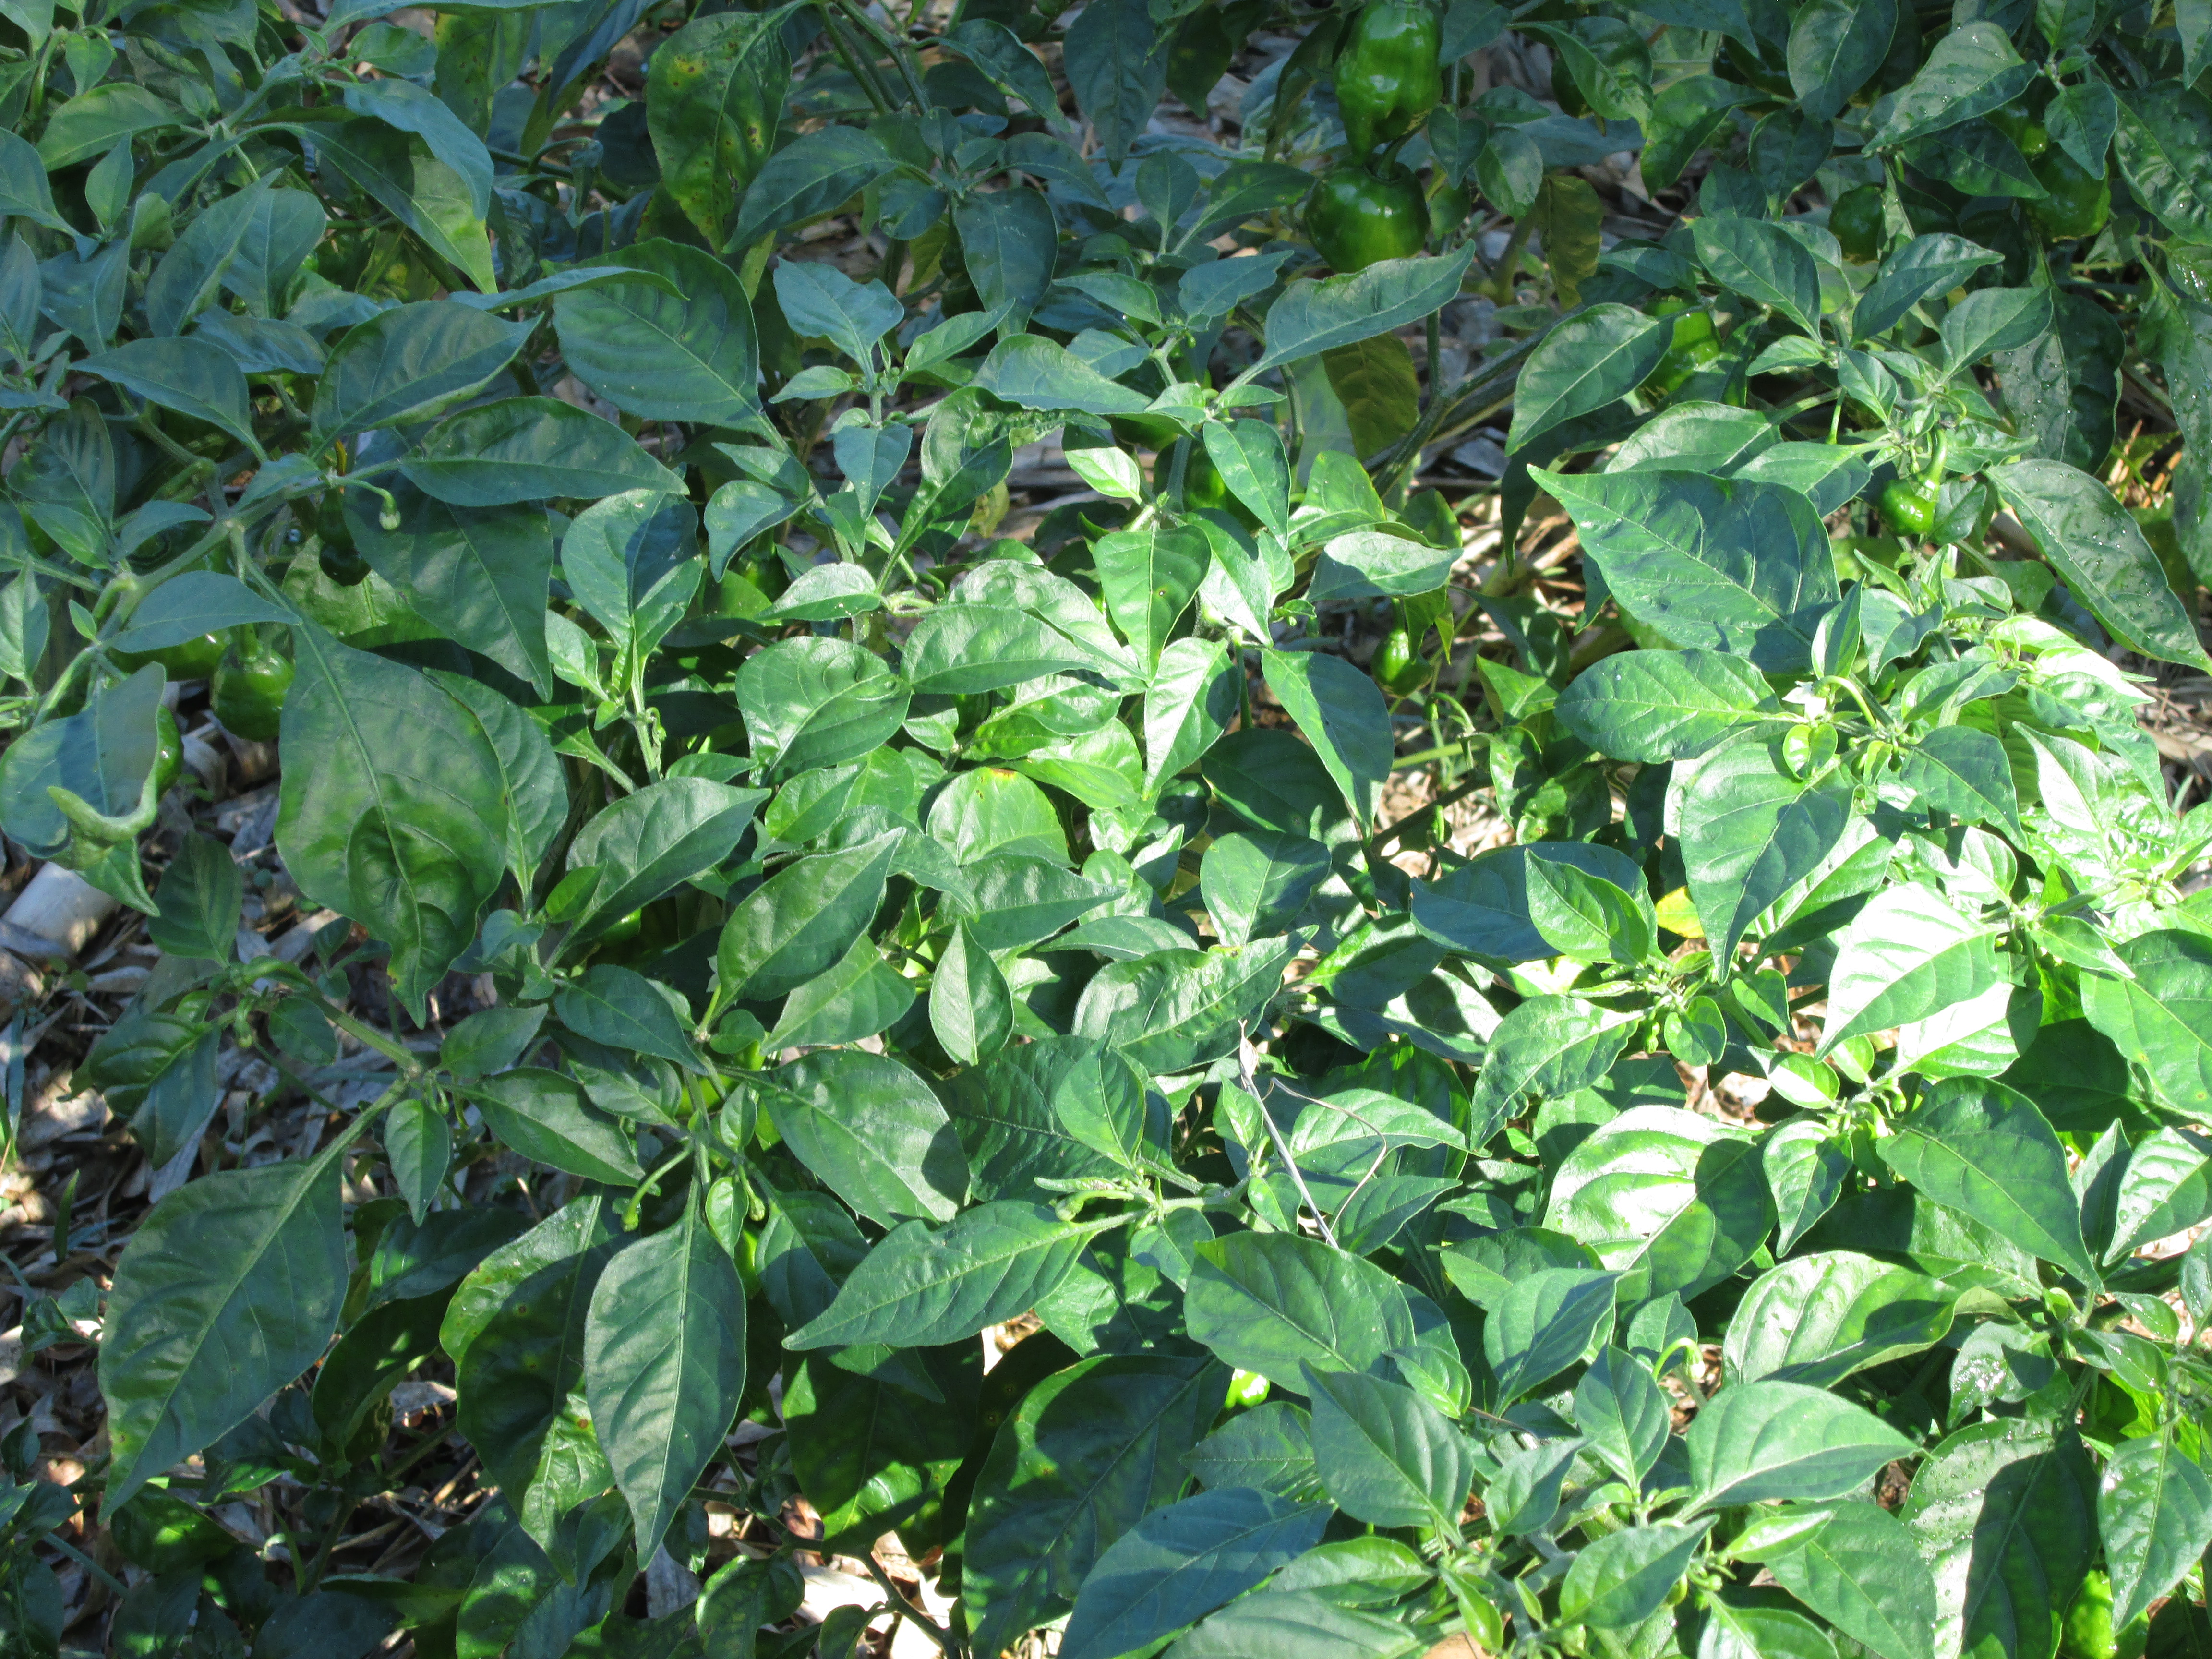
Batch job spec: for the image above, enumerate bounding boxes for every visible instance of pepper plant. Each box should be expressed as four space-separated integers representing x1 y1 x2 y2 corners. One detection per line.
5 0 2212 1650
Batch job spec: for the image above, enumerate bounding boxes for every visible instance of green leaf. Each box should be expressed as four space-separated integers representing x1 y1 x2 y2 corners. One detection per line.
734 637 910 778
956 187 1059 332
731 125 899 251
1303 1364 1473 1529
432 673 567 890
553 241 761 426
1063 0 1168 166
1202 419 1291 537
1466 995 1639 1146
1940 286 2056 375
785 1202 1107 1350
2100 1433 2212 1630
562 776 765 948
99 1146 348 1506
312 301 532 445
1693 216 1823 337
2108 1127 2212 1259
1201 830 1330 948
1185 1233 1416 1390
1683 1380 1915 1512
904 601 1106 692
1897 726 2023 836
1902 1420 2097 1659
1168 1588 1428 1657
1307 530 1457 604
349 481 553 697
584 1204 747 1556
646 7 790 242
274 626 507 1018
78 338 259 453
1525 851 1658 965
757 1049 967 1226
1555 648 1780 762
110 571 285 655
38 83 180 170
144 173 279 339
1538 471 1840 672
1574 1346 1671 1486
0 130 68 232
149 831 242 963
1251 248 1478 375
965 1353 1225 1659
1098 524 1208 669
402 398 684 505
1723 1250 1956 1387
1876 1078 2092 1279
1185 1402 1319 1498
296 113 496 292
1146 637 1240 790
1643 76 1763 191
1787 0 1895 121
1260 649 1392 828
765 936 914 1051
717 828 901 1004
1756 1502 1938 1659
1559 1523 1711 1630
1869 21 2032 148
1507 305 1671 452
1321 335 1421 459
930 923 1014 1067
1819 882 2005 1054
1060 1488 1331 1659
784 1346 975 1552
1991 458 2209 669
1671 733 1853 960
2115 84 2212 246
1858 234 2017 340
2083 929 2212 1117
1546 1106 1772 1304
974 334 1155 416
469 1070 644 1186
1070 937 1298 1073
1483 1267 1621 1405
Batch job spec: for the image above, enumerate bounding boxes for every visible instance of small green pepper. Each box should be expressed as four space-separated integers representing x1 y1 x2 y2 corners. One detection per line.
1640 297 1723 397
152 705 182 797
1988 101 2050 158
1879 475 1941 538
2059 1569 2149 1659
317 490 373 587
1373 623 1432 695
211 629 295 744
1333 0 1442 162
1830 184 1885 262
1550 53 1587 118
1306 163 1429 272
2028 144 2110 241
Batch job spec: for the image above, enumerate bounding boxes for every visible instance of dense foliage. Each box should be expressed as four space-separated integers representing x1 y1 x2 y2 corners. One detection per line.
5 0 2212 1649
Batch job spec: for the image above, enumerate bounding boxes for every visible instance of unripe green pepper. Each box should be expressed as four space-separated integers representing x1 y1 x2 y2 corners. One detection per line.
152 705 182 797
1830 184 1885 262
1640 297 1723 398
1879 475 1941 538
211 628 295 744
2060 1569 2149 1659
1306 163 1429 272
1881 433 1948 540
1988 101 2050 158
1333 0 1442 162
2028 144 2110 241
1373 623 1431 695
1550 53 1587 118
317 490 373 587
